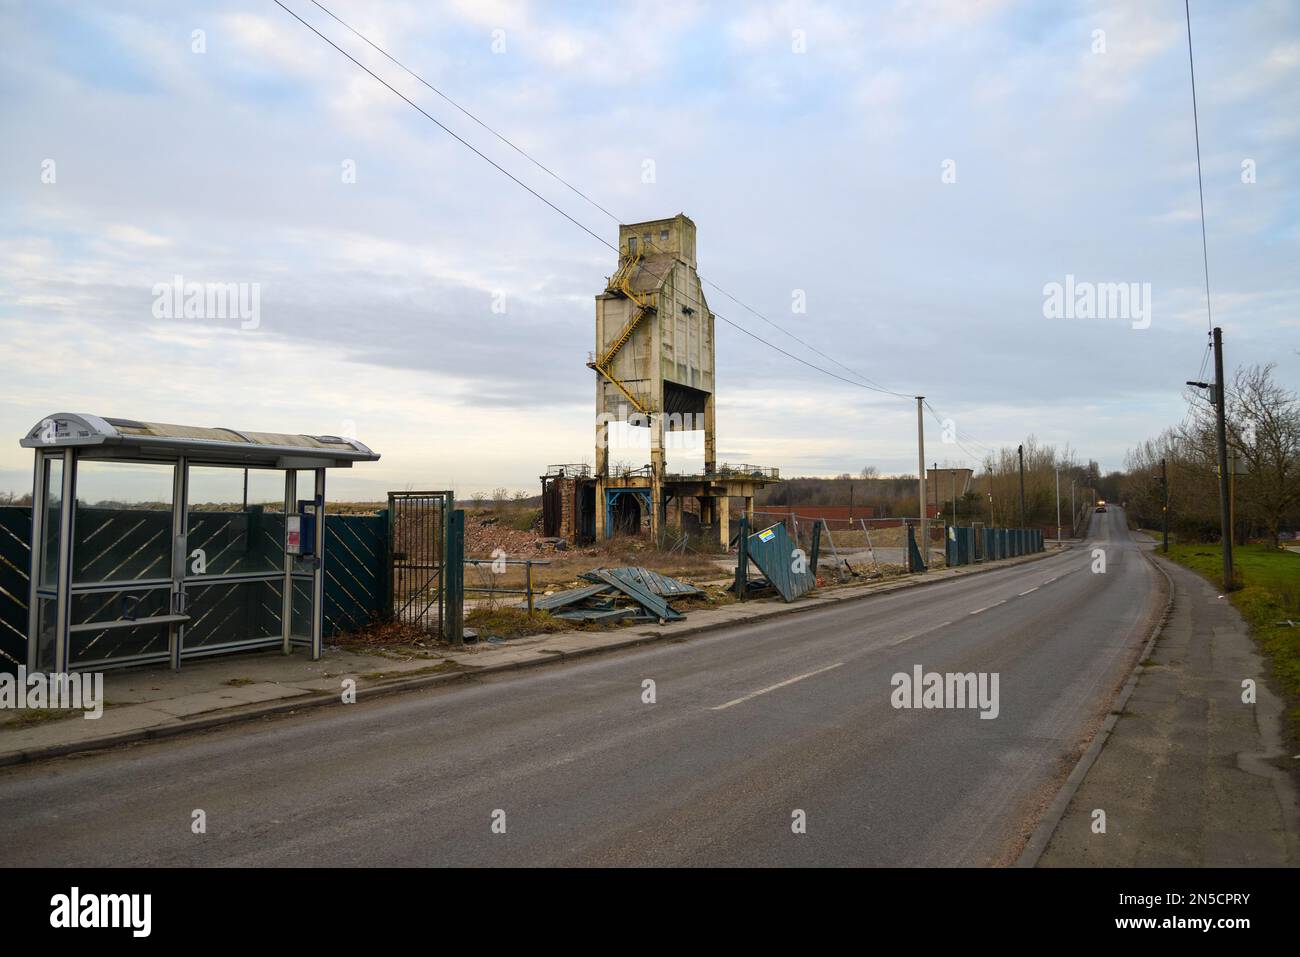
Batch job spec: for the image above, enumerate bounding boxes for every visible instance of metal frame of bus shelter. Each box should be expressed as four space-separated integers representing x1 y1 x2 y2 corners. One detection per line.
20 413 379 674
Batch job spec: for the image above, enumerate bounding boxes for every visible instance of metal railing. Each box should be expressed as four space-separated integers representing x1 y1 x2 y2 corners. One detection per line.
544 464 591 478
463 558 551 614
715 463 780 480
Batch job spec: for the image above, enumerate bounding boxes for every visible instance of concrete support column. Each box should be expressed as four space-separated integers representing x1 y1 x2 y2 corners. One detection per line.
595 411 608 541
595 482 606 539
718 496 730 548
745 495 754 527
704 393 716 475
650 414 664 540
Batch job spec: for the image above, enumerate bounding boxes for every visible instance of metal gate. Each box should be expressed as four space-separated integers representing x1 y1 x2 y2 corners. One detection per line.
387 491 453 634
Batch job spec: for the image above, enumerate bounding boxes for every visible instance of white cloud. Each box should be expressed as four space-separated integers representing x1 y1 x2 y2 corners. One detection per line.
105 224 172 248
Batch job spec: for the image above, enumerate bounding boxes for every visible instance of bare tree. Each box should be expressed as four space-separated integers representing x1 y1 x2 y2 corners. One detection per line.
1226 364 1300 548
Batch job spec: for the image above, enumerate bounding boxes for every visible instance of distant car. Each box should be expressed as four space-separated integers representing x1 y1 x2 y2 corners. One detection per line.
1095 505 1107 513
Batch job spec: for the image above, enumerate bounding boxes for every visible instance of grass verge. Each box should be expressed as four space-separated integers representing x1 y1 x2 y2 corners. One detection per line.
1162 543 1300 742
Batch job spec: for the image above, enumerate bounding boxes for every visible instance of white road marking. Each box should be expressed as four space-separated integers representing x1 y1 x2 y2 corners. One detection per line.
890 619 954 646
711 662 845 711
1018 587 1039 596
1043 576 1058 584
968 599 1007 616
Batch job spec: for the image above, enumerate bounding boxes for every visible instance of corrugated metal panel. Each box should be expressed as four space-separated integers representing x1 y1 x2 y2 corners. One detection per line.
580 567 702 598
587 568 684 621
530 583 613 611
552 607 636 622
745 524 816 602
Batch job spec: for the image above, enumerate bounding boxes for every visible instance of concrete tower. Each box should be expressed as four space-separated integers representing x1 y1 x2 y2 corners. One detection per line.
590 214 718 539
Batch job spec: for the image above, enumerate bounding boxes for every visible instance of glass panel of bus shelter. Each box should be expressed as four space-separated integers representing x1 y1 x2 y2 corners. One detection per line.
182 578 284 651
39 454 63 589
288 471 317 641
186 466 286 578
35 597 55 671
71 461 174 584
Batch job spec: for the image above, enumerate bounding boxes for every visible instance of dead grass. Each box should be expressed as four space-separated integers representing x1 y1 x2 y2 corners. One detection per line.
465 606 571 639
2 708 84 730
359 660 461 681
336 618 437 649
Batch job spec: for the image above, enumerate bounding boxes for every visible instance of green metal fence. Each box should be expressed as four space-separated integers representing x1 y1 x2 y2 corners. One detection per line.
0 506 31 670
323 512 388 636
0 505 388 673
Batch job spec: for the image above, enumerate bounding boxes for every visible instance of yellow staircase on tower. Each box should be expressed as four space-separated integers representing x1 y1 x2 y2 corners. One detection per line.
588 250 657 415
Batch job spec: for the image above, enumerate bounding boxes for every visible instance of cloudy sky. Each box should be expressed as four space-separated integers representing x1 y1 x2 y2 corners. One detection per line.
1 0 1297 501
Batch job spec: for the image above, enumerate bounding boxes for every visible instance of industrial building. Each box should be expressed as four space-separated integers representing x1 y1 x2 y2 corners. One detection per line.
542 215 778 545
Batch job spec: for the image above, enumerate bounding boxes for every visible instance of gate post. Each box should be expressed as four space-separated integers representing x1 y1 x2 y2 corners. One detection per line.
445 507 465 646
734 515 749 601
376 508 390 618
809 520 822 576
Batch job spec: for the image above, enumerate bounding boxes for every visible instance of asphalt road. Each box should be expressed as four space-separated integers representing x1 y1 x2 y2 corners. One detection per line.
0 508 1161 866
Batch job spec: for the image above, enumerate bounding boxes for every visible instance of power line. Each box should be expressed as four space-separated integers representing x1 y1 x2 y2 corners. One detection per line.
712 314 905 391
700 277 911 397
280 2 916 418
629 241 910 396
1195 335 1212 383
921 399 996 466
307 0 622 224
295 0 915 401
270 0 617 254
279 0 1011 460
1184 0 1214 332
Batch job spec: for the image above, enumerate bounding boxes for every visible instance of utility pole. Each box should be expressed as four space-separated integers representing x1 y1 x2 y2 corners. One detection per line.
1161 457 1169 553
1212 327 1232 590
1070 480 1075 537
951 470 956 528
917 397 927 567
1055 466 1061 543
1228 451 1237 547
1017 444 1026 529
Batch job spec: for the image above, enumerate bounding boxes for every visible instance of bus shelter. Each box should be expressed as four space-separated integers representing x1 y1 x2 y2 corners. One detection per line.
20 413 380 673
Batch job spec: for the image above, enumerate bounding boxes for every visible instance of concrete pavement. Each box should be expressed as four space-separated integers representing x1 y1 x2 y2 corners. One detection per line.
1034 547 1300 866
